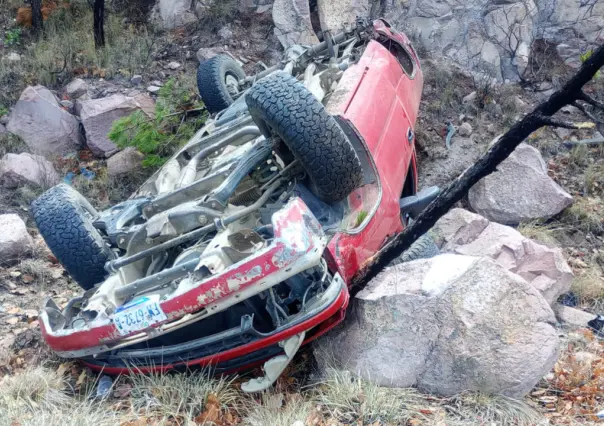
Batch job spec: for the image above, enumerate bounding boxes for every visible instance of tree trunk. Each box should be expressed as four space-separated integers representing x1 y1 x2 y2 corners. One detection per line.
94 0 105 48
350 42 604 291
31 0 43 36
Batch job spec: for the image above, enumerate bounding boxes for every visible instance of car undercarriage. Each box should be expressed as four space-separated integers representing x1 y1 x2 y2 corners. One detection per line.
32 18 434 392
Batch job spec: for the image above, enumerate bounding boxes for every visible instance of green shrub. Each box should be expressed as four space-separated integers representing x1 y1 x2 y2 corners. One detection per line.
109 77 207 167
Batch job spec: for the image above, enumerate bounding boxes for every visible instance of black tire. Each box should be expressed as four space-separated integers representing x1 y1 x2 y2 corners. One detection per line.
197 55 246 114
390 232 440 266
31 184 110 290
245 72 364 203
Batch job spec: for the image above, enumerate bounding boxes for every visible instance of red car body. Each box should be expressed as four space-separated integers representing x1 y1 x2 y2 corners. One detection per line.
39 20 423 375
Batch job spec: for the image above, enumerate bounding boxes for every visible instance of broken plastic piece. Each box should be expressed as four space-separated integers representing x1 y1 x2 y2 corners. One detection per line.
241 331 306 393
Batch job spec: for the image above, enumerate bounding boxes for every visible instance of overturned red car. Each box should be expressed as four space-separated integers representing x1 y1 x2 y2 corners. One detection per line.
32 19 437 391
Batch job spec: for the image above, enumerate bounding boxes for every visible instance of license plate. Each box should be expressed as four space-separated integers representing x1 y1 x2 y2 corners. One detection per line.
113 296 167 336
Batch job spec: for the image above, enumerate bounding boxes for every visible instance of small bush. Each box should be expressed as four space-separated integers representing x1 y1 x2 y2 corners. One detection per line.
109 76 207 167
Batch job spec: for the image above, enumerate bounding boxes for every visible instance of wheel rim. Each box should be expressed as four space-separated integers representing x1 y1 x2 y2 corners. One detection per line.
224 73 240 97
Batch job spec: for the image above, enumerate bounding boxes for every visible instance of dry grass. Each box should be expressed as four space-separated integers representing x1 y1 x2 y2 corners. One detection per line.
571 265 604 311
585 162 604 195
517 220 565 246
243 392 312 426
568 144 591 169
129 370 240 420
19 258 52 284
444 393 543 426
0 366 69 411
0 4 156 108
563 196 604 234
0 133 29 158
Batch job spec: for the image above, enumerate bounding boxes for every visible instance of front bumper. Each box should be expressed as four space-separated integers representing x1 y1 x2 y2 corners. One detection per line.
82 274 349 375
41 197 329 357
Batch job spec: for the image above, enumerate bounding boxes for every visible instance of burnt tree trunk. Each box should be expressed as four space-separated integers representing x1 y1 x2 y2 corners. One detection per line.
351 43 604 290
31 0 43 36
94 0 105 48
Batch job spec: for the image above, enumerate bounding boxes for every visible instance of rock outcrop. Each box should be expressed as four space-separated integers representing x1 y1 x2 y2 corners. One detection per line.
432 208 573 305
0 153 59 189
6 85 83 157
272 0 319 47
79 94 154 157
314 254 559 398
385 0 604 80
469 143 573 224
64 78 88 99
316 0 368 32
153 0 196 29
0 214 33 260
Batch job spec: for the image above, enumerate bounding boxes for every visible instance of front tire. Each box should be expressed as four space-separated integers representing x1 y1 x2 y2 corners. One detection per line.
32 184 111 290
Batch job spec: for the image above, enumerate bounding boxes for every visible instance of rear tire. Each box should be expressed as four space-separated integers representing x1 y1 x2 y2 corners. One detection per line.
197 55 246 114
245 71 363 203
31 184 110 290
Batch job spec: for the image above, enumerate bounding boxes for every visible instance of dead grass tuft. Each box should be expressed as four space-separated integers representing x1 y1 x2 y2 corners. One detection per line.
243 392 312 426
585 162 604 195
313 368 427 424
19 258 52 284
0 133 29 158
444 392 542 426
129 370 240 420
517 220 564 246
571 265 604 311
563 197 604 234
0 366 69 411
568 144 591 169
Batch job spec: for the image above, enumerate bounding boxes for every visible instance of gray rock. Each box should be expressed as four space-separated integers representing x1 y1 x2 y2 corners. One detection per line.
0 153 59 189
147 85 161 94
59 100 74 113
4 52 21 62
131 75 143 85
0 214 33 261
65 78 88 99
218 26 233 40
6 85 83 157
153 0 197 29
314 254 559 398
462 91 477 105
553 304 596 327
0 114 9 125
432 208 573 305
469 143 573 224
458 122 473 137
166 61 181 70
0 124 7 135
79 93 155 157
272 0 319 47
107 147 144 177
317 0 369 32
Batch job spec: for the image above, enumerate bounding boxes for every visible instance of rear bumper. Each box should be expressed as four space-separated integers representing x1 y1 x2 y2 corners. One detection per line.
82 276 349 375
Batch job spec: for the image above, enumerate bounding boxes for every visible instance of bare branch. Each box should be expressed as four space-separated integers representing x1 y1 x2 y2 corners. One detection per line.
571 101 602 123
579 91 604 110
536 115 581 129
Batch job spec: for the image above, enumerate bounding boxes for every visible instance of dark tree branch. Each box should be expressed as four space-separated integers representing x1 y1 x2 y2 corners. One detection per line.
31 0 43 36
94 0 105 48
579 91 604 110
571 101 602 123
351 42 604 290
536 115 581 129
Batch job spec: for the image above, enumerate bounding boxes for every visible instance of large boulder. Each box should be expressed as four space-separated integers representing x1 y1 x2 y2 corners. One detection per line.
6 85 83 157
153 0 196 29
432 208 573 305
314 254 559 398
0 214 33 260
79 94 154 157
316 0 369 32
469 143 573 224
272 0 319 47
0 153 59 189
107 147 144 177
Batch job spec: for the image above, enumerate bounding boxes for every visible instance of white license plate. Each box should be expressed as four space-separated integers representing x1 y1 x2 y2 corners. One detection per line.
113 296 167 336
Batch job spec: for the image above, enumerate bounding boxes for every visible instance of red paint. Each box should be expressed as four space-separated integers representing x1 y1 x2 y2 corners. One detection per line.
42 20 423 372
